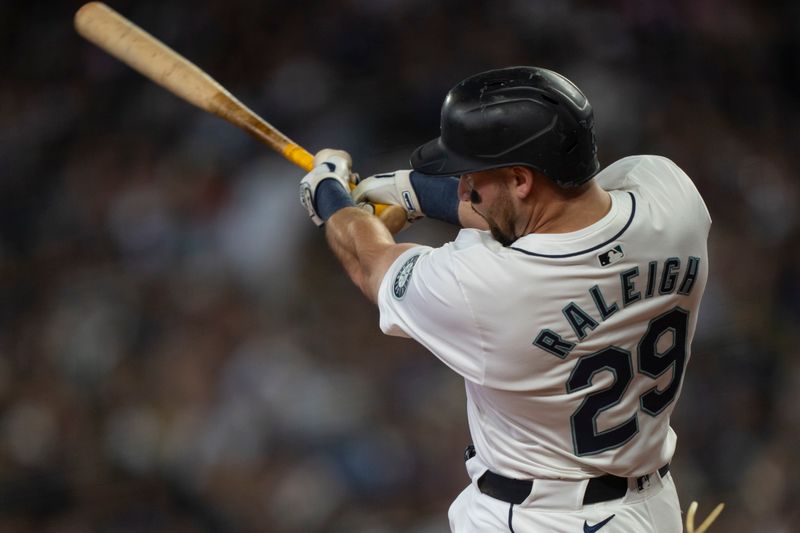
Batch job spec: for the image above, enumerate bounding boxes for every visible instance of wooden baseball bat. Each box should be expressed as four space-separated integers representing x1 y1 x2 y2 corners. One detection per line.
74 2 407 233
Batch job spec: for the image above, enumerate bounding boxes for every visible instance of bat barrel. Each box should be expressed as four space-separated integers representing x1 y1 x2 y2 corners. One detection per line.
74 2 406 233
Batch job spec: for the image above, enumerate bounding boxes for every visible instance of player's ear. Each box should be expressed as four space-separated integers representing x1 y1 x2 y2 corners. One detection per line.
510 166 534 199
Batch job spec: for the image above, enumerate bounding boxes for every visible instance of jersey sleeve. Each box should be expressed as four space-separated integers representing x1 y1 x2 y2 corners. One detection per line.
377 244 486 384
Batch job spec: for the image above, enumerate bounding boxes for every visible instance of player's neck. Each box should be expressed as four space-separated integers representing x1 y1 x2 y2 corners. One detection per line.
520 182 612 235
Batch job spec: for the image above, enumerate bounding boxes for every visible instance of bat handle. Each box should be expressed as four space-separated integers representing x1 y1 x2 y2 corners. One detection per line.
373 203 408 233
282 143 315 171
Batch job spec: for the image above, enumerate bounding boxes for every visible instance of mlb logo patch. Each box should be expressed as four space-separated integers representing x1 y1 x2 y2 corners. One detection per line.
598 245 624 267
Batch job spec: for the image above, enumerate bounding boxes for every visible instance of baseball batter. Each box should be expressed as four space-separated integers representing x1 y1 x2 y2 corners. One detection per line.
299 67 710 532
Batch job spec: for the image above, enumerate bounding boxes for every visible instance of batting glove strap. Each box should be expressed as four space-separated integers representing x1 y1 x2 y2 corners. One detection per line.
316 178 355 221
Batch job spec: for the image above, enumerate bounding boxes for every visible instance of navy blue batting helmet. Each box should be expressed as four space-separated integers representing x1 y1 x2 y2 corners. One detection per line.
410 66 600 188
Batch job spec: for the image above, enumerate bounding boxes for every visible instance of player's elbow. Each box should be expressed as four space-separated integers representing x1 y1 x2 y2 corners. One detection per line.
333 245 388 304
362 263 387 304
364 243 421 303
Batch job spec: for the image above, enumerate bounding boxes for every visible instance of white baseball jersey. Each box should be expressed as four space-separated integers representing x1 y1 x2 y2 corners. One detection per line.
378 155 711 481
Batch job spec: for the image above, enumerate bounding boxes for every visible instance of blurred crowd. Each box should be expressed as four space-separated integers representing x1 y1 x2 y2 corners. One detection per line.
2 0 799 531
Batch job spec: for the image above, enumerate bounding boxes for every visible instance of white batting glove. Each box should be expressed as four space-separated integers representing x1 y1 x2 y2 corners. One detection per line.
300 149 353 227
313 148 352 169
351 170 424 223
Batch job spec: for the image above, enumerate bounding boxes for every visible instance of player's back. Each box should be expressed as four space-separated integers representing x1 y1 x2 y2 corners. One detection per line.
451 155 710 479
378 155 710 480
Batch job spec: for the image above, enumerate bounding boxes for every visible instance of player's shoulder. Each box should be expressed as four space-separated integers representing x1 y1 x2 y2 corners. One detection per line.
598 155 700 197
449 229 506 256
607 154 681 169
412 229 504 275
597 154 685 183
452 228 499 247
386 231 495 276
602 155 711 227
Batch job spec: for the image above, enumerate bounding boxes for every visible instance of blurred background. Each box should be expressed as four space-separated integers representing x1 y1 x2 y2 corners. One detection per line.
1 0 799 531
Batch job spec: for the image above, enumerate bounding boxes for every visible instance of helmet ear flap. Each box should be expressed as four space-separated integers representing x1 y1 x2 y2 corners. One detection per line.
410 66 600 188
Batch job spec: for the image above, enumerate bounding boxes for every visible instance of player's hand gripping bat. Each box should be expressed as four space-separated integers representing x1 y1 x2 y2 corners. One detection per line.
74 2 407 234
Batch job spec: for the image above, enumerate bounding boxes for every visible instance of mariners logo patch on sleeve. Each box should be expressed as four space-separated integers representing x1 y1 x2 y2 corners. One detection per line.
393 255 419 299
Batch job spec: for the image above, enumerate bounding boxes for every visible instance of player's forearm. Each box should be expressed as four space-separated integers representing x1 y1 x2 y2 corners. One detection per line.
325 207 413 302
353 172 488 230
411 174 487 229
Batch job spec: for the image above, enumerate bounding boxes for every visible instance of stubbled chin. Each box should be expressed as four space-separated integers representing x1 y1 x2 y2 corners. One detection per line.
489 224 516 247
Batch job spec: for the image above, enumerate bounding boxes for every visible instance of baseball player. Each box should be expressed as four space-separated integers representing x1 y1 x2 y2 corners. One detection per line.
299 66 711 532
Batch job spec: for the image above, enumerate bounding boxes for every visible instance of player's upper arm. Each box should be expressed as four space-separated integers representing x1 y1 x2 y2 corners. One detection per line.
377 237 488 383
362 242 421 302
324 207 420 304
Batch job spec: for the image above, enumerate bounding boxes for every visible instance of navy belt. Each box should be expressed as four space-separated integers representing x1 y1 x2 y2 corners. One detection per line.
465 445 670 506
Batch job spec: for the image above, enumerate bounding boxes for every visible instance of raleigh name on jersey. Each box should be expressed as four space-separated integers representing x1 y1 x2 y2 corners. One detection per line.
378 155 711 481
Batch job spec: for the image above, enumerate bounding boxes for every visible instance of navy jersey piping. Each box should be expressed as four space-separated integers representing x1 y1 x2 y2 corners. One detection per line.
510 192 636 258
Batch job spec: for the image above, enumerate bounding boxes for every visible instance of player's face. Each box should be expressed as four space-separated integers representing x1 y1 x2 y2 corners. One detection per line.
460 169 520 246
484 184 518 246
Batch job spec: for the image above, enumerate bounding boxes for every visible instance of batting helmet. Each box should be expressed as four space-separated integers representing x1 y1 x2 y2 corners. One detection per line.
410 66 600 188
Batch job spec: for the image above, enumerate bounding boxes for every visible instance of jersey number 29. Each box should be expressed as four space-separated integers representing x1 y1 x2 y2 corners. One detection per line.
566 307 689 456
